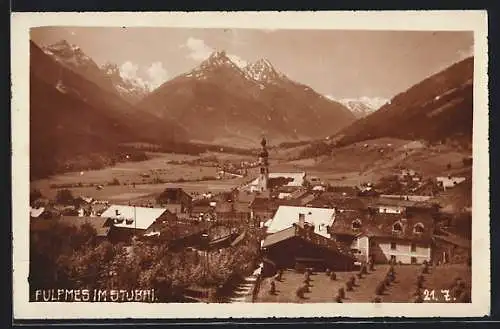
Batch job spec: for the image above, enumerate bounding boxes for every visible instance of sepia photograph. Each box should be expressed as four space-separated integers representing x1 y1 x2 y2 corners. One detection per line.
12 11 489 319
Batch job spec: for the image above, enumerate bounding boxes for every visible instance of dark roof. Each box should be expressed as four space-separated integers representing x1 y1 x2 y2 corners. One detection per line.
31 216 111 237
330 211 434 243
59 216 111 237
306 195 367 210
366 197 435 209
157 187 192 203
250 197 298 211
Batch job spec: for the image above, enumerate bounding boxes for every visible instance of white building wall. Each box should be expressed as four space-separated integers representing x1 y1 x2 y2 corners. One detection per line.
370 237 431 264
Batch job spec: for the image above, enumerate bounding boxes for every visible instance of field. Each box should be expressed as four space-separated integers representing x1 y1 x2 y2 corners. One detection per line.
255 264 471 303
270 138 471 186
31 138 472 203
31 152 250 202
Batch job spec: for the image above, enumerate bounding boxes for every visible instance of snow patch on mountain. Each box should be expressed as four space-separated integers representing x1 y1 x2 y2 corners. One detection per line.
325 95 389 118
244 58 285 84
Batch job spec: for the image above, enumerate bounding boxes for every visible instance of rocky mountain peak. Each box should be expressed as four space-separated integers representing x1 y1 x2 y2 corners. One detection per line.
244 58 283 83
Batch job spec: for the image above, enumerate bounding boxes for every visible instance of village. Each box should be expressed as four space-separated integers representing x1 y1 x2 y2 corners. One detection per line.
29 137 472 303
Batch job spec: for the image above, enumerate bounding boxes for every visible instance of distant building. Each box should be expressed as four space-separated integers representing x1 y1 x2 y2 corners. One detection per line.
100 205 176 242
156 187 193 214
436 176 467 191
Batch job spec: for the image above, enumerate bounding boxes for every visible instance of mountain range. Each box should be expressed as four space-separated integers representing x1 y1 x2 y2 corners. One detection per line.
327 96 389 118
334 56 474 146
30 38 473 178
137 51 356 147
43 40 149 103
30 40 188 179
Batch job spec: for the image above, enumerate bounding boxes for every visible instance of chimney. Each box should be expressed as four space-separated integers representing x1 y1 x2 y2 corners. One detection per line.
298 213 305 227
115 209 120 216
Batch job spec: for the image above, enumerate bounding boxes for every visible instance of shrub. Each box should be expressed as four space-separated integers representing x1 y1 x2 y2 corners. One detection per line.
268 280 276 295
295 286 305 299
457 290 471 303
416 274 424 284
384 275 392 286
338 287 345 299
55 189 74 205
375 282 385 295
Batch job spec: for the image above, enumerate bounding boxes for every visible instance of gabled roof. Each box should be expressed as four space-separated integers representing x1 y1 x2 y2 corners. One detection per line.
330 211 434 243
267 205 335 238
60 216 111 237
100 205 168 230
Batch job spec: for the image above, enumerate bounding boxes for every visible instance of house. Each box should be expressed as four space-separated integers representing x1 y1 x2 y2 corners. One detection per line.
261 211 355 271
248 172 307 192
30 206 47 219
30 216 112 240
249 197 276 224
156 188 193 214
100 205 176 242
436 176 467 191
305 194 367 211
367 198 436 216
329 210 434 265
59 216 112 239
266 206 336 238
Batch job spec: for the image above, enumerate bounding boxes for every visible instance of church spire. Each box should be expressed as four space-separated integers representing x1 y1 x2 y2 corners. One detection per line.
257 136 269 192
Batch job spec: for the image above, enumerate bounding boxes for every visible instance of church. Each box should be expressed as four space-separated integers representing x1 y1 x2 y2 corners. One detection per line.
246 137 308 195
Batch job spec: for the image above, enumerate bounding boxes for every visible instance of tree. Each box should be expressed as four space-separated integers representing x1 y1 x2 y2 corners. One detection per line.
30 189 43 205
56 189 75 205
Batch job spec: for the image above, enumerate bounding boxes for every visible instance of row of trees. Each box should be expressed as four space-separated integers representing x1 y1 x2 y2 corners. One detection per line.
30 221 261 302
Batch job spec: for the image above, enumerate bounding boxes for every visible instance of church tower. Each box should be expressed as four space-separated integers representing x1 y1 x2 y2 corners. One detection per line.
257 137 269 192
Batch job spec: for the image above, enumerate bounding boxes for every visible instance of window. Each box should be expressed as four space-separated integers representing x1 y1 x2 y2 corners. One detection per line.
392 221 403 233
411 243 417 252
351 219 362 230
390 242 397 250
390 255 397 263
413 223 425 234
411 257 417 264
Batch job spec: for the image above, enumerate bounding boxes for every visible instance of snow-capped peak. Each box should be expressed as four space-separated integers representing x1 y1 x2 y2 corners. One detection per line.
43 39 95 69
244 58 284 83
185 50 251 80
325 95 389 118
101 62 120 77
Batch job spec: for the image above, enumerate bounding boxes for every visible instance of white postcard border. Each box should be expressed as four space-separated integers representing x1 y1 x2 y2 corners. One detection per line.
11 10 490 319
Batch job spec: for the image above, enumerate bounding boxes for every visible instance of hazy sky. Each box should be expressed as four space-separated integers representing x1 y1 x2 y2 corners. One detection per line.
31 27 473 99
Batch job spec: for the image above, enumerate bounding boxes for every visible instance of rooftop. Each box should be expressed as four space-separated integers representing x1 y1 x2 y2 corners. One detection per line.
100 205 168 230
